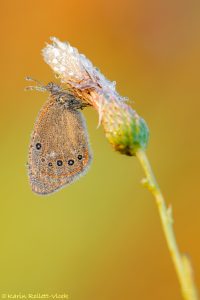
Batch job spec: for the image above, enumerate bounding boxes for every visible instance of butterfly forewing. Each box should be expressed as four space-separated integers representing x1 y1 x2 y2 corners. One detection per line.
28 94 92 195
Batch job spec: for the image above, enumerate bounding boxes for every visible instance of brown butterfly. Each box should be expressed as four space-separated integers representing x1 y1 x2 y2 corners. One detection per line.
26 77 92 195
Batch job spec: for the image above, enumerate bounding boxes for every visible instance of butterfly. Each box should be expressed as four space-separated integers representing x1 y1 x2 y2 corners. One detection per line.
26 77 92 195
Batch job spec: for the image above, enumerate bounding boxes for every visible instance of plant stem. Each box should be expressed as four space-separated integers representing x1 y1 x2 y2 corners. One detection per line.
136 149 198 300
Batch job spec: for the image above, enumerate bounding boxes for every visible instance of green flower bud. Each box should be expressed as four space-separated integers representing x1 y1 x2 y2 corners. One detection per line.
102 101 149 156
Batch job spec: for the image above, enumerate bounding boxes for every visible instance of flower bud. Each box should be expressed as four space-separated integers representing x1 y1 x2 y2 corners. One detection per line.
102 101 149 156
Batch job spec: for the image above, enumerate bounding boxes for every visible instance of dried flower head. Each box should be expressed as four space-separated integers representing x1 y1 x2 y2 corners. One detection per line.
42 37 149 156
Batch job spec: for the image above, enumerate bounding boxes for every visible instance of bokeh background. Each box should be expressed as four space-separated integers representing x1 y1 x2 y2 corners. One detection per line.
0 0 200 299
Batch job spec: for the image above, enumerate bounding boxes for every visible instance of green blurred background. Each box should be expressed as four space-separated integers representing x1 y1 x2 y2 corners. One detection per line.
0 0 200 299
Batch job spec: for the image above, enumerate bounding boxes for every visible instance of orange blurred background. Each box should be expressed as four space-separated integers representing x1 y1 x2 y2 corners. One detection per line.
0 0 200 299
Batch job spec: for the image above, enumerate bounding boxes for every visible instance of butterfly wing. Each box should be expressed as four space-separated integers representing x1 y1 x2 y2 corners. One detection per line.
28 96 92 195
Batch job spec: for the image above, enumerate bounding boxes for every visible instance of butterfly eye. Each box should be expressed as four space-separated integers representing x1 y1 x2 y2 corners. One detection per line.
48 162 53 167
36 143 42 150
57 160 63 166
77 155 83 160
68 159 74 166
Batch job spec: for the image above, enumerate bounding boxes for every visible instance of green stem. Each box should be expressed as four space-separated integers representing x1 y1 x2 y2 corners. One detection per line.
136 149 198 300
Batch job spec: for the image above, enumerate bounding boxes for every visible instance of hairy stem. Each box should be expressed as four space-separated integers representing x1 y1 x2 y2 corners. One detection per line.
136 149 198 300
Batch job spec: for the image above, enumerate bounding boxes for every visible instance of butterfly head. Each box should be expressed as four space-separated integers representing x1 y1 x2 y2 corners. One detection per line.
45 82 62 94
25 76 90 110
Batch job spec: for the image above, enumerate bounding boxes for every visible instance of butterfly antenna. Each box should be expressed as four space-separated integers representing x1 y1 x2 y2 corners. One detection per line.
24 76 47 92
25 76 44 85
